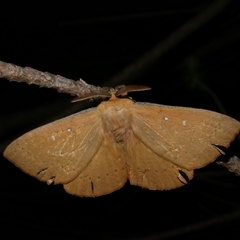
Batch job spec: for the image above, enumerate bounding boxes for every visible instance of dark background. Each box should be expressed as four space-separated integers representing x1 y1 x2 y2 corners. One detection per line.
1 1 240 239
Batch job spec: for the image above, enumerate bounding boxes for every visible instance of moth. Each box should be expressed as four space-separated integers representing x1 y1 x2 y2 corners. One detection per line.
4 85 240 197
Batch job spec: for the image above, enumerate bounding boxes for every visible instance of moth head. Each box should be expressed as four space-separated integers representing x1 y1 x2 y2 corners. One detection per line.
71 85 151 103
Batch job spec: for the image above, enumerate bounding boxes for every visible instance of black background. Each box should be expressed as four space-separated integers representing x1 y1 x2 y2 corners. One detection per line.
1 1 240 239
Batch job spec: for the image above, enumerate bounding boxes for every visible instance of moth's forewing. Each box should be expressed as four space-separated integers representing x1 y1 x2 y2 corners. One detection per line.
4 108 103 184
130 102 240 170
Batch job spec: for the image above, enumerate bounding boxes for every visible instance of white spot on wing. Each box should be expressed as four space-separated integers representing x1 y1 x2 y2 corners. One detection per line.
67 128 72 132
51 135 55 141
182 120 187 126
47 178 54 185
163 117 169 121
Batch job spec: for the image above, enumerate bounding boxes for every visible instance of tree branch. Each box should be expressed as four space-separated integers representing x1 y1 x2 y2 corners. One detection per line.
0 0 230 96
0 60 101 97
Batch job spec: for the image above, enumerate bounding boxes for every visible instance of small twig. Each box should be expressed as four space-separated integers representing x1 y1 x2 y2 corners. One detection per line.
217 156 240 176
0 60 101 97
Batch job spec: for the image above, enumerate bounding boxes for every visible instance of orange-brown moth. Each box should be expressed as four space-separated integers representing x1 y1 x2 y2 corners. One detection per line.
3 85 240 197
